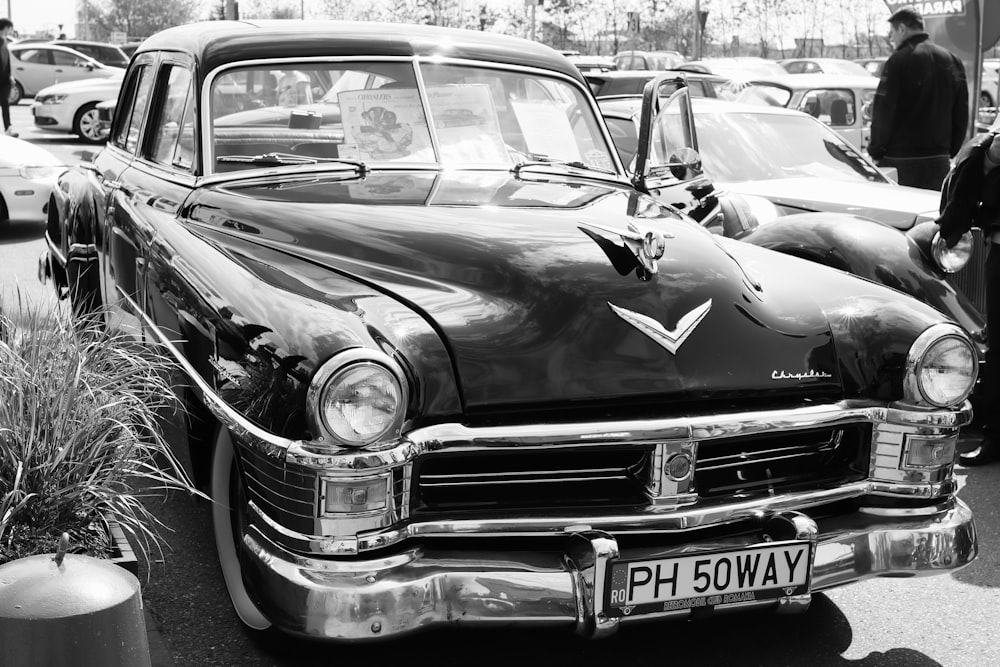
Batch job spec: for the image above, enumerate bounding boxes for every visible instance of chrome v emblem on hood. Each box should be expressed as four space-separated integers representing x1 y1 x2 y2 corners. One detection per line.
610 300 713 354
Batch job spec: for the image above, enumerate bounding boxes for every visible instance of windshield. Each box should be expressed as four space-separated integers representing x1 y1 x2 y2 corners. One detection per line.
691 110 887 183
208 60 617 174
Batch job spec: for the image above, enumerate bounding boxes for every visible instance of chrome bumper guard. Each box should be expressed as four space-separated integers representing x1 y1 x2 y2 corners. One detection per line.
240 498 976 641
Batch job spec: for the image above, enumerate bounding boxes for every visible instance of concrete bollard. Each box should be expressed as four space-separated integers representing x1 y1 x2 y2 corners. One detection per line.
0 535 152 666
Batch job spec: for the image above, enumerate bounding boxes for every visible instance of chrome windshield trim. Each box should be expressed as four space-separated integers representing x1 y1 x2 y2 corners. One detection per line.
200 54 626 180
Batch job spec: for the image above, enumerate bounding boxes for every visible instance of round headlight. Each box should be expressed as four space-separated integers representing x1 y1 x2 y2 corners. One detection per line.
310 354 406 447
910 328 978 407
932 230 973 273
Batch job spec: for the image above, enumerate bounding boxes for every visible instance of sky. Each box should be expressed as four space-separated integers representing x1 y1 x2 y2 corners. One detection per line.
5 0 78 37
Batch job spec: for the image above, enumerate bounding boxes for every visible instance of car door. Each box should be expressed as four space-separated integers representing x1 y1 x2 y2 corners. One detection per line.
96 51 158 335
9 46 56 94
118 53 200 342
50 47 109 85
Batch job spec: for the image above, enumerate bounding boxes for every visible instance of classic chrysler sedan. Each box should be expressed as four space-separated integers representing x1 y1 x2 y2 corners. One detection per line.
39 21 978 641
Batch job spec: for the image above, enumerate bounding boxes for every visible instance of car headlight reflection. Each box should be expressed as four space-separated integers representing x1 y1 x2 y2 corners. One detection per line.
307 351 407 448
932 230 973 273
18 165 58 180
905 324 978 408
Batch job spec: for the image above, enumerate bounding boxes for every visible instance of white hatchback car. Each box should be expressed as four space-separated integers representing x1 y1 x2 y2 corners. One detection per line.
30 76 124 143
0 135 62 230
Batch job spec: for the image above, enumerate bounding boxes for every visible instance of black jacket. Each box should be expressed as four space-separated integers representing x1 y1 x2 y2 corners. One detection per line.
868 33 969 161
936 131 1000 242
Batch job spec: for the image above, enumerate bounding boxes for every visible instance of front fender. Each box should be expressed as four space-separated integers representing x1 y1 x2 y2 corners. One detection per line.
740 212 986 339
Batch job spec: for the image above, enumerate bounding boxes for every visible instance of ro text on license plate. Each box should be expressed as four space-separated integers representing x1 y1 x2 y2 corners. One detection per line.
605 542 811 617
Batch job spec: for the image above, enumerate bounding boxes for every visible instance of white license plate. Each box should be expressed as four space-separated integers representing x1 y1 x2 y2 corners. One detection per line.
605 542 811 617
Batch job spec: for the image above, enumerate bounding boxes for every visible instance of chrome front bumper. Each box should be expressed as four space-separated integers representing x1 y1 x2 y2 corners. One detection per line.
239 497 977 641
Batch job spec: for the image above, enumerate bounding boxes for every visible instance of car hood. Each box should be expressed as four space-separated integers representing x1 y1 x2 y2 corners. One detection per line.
187 171 901 411
0 135 61 166
725 177 940 230
35 75 124 96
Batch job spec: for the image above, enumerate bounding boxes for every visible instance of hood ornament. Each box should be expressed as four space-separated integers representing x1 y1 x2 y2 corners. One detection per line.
579 221 672 275
610 300 712 354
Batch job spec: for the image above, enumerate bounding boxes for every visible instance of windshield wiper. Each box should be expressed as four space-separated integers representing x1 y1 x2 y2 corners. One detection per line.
512 153 615 177
217 152 367 174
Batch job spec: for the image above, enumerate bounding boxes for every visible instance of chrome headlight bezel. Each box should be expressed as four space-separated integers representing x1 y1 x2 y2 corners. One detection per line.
903 323 978 408
306 348 408 449
931 230 973 273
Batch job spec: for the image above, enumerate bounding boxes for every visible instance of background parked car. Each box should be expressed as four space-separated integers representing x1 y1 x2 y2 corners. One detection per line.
779 57 871 77
613 49 686 70
677 57 788 80
30 75 124 143
47 40 130 68
598 92 987 370
0 135 62 230
730 73 878 151
565 52 616 74
7 43 124 104
585 70 731 100
854 56 887 77
119 42 143 58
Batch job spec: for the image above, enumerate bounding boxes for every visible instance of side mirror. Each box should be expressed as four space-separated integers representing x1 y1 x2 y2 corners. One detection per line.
668 147 702 180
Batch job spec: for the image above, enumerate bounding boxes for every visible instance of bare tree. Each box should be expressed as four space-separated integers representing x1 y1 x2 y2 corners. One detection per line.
80 0 202 41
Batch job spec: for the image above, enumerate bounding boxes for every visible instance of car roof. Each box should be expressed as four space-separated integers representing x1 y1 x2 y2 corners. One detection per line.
598 96 814 118
137 20 584 83
742 73 878 88
9 42 101 60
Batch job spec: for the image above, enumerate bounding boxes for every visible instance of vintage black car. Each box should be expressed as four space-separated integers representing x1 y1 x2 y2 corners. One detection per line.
39 21 978 641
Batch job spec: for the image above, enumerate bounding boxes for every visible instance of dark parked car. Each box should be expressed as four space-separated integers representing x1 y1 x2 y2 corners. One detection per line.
613 49 686 71
585 69 732 100
48 40 130 68
40 20 978 642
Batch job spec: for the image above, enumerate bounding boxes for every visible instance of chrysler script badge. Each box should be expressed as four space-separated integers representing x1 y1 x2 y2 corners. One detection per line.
610 300 712 354
579 221 672 275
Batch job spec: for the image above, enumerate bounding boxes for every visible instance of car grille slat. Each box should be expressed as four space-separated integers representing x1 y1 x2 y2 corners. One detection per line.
412 448 653 513
694 425 870 498
947 228 987 316
409 424 871 515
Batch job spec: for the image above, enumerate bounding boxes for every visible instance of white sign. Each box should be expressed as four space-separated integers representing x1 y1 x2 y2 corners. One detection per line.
109 31 127 45
884 1 966 18
627 11 641 33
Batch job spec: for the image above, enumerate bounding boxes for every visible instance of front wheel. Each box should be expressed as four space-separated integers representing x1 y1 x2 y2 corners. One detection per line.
7 82 22 106
74 103 104 143
210 426 272 631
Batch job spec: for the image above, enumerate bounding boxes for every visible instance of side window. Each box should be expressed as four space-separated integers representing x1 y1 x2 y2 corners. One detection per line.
16 49 48 64
111 64 152 153
149 65 195 170
52 50 82 67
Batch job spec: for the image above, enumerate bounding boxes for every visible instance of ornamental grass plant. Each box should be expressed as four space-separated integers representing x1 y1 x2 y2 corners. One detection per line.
0 297 201 567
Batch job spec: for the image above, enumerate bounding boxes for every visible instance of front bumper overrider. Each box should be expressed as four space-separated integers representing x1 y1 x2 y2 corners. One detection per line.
239 497 976 641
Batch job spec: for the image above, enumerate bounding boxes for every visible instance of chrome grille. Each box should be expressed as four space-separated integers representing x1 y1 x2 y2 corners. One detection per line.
694 425 870 498
946 228 987 317
412 447 653 513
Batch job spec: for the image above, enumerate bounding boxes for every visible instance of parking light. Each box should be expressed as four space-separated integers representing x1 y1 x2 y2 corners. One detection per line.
323 476 389 515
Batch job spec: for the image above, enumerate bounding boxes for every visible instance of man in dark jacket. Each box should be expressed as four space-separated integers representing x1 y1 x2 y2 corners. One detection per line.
0 18 16 137
868 6 968 190
938 130 1000 464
